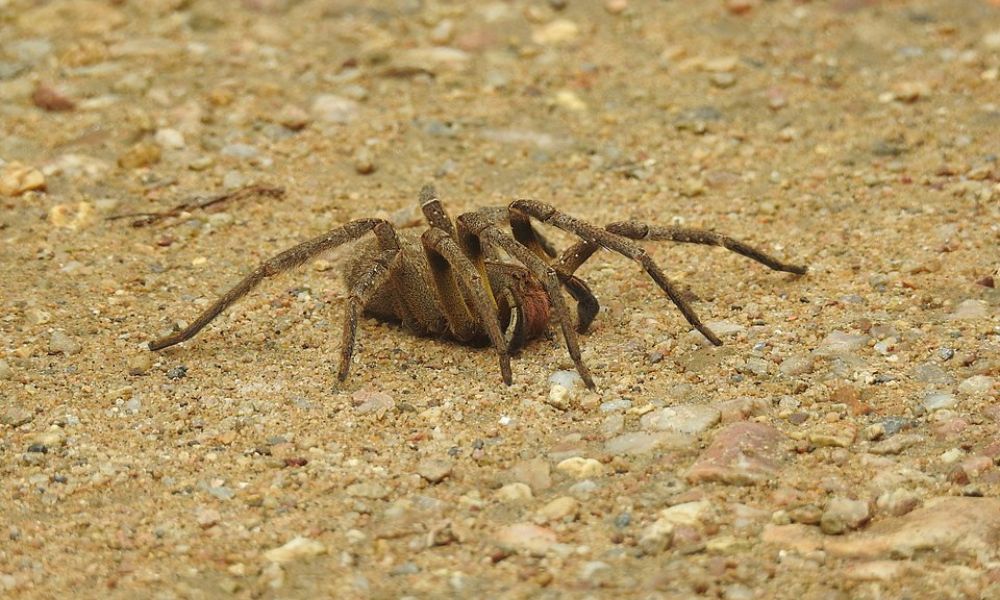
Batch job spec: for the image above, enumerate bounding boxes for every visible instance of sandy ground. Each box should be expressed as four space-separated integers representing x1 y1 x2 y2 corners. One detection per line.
2 0 999 598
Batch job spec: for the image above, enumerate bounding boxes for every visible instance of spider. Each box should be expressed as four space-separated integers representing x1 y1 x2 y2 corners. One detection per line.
149 185 807 388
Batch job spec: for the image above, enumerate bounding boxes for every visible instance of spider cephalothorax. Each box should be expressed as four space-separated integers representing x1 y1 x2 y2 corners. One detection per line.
149 185 806 388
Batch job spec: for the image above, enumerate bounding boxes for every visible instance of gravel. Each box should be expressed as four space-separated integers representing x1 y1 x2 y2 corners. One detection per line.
2 1 998 598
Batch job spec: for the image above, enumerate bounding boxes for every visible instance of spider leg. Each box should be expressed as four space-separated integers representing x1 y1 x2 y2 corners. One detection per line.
546 241 601 333
509 200 724 346
421 228 512 385
606 222 808 274
505 208 600 333
339 243 401 381
149 218 388 351
457 212 595 389
472 204 560 258
419 185 457 238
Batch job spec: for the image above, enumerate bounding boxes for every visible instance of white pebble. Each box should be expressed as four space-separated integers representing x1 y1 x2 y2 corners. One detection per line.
958 375 994 396
263 536 326 564
556 457 605 479
48 330 81 355
495 482 533 502
311 94 360 124
535 496 578 523
154 128 185 149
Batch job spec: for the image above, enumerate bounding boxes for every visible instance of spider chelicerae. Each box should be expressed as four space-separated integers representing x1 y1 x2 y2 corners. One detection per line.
149 185 807 388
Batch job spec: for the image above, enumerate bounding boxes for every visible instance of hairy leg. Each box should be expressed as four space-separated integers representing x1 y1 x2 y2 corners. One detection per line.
504 207 599 333
509 200 724 345
339 243 401 380
419 185 458 239
458 212 595 389
149 218 388 351
421 228 513 385
606 221 807 274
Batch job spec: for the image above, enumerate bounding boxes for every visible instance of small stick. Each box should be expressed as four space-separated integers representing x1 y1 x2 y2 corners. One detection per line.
107 185 285 228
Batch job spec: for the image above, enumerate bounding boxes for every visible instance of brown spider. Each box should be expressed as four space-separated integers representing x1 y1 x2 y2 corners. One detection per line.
149 185 807 388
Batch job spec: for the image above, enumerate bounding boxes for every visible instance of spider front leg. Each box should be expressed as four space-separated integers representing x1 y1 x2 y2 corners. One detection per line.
507 208 600 333
551 242 601 333
421 227 513 386
418 187 512 384
149 218 389 351
337 221 404 381
457 212 596 389
339 246 400 381
509 200 724 346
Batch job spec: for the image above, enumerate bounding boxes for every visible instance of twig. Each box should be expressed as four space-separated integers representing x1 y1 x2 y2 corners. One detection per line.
107 185 286 228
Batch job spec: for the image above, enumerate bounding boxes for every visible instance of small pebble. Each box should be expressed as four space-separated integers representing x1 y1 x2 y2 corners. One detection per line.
392 47 470 74
568 479 599 497
220 143 259 159
154 128 185 149
222 170 247 189
820 497 870 534
263 536 326 564
276 104 310 130
779 355 815 376
2 406 33 427
166 365 188 380
345 482 390 500
196 507 221 528
429 19 455 44
809 424 856 448
117 142 161 169
535 496 578 523
48 331 82 355
556 457 605 479
641 404 721 435
710 72 736 88
0 162 46 196
815 331 870 355
579 560 612 586
353 149 376 175
638 519 675 554
553 89 587 112
546 384 573 411
876 488 921 517
0 359 12 380
509 458 551 492
921 392 957 412
600 398 631 413
868 433 923 456
32 430 63 448
48 202 95 230
958 375 994 396
532 19 579 45
604 1 628 15
311 94 359 123
416 458 453 484
494 523 557 556
495 483 533 502
32 82 75 111
389 562 420 576
726 0 757 15
128 353 153 376
947 300 987 320
353 390 395 418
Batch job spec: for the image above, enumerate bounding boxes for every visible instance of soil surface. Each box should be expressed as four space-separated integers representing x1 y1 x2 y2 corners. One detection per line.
2 1 999 598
